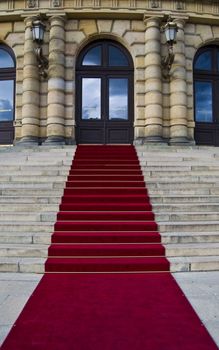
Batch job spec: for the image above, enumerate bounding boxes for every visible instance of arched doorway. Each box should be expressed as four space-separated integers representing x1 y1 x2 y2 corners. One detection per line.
0 44 16 144
194 45 219 146
76 40 134 144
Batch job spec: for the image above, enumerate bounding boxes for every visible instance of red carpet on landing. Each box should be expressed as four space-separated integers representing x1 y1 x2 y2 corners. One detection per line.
1 145 218 349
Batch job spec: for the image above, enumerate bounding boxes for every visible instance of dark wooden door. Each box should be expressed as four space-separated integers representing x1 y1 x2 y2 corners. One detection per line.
76 40 134 144
194 46 219 146
0 45 16 145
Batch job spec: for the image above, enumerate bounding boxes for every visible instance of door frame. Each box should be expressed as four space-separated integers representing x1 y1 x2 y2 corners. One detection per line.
194 45 219 146
75 39 134 144
0 44 16 145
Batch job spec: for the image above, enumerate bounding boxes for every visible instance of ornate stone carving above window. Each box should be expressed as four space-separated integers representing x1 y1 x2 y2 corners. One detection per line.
51 0 62 7
176 1 185 10
26 0 38 8
150 0 161 8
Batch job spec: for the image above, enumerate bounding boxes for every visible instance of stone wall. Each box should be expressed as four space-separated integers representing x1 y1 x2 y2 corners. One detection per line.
0 1 219 144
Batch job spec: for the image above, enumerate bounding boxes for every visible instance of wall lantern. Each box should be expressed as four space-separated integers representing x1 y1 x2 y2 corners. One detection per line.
31 16 48 78
161 16 178 78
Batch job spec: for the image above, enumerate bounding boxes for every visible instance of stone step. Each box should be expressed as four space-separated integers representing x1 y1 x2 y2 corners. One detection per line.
0 196 61 204
0 222 53 232
169 256 219 272
166 243 219 257
0 244 48 258
147 182 218 189
0 167 70 175
0 204 59 212
0 212 57 222
156 212 219 221
0 189 63 196
149 189 214 195
162 231 219 244
0 176 67 183
159 221 219 232
153 203 219 212
144 170 219 176
0 257 45 273
145 176 219 182
0 232 51 244
150 195 219 204
0 182 65 189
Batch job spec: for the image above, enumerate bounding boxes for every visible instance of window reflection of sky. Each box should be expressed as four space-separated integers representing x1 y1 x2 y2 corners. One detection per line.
0 49 14 68
82 46 101 66
82 78 101 120
195 51 212 70
195 81 213 122
109 79 128 120
109 46 129 66
0 80 14 121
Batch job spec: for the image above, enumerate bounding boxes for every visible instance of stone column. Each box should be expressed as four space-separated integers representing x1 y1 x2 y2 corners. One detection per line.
144 17 163 142
45 15 66 144
169 19 189 144
20 16 40 144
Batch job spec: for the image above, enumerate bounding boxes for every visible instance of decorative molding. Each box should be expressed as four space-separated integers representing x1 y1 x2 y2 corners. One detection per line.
26 0 38 8
212 1 219 14
75 0 82 8
176 1 185 10
8 0 14 9
112 0 118 7
129 0 136 8
196 0 203 12
94 0 100 7
51 0 62 7
150 0 161 8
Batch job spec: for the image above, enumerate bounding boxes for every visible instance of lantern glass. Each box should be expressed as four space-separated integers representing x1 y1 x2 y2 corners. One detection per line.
32 20 45 43
164 22 177 44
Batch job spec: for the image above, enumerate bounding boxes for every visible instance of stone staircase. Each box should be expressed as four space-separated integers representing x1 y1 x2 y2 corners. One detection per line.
0 146 75 273
0 145 219 273
137 145 219 273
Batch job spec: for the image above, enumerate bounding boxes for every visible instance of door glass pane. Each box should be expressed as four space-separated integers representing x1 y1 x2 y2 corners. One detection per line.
0 80 14 121
82 78 101 120
194 51 212 71
109 46 129 66
82 46 101 66
109 78 128 120
0 49 14 68
195 81 213 122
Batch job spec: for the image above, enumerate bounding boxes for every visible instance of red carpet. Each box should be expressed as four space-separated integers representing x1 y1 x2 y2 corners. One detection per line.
1 145 218 349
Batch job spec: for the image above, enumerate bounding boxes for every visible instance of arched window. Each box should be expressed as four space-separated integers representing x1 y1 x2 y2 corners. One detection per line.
0 44 16 144
194 46 219 146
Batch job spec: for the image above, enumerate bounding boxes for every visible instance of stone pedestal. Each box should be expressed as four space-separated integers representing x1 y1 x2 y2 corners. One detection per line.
144 17 164 143
45 16 66 145
19 17 40 145
169 19 189 144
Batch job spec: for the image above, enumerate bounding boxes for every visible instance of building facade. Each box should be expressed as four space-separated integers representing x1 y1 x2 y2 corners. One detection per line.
0 0 219 146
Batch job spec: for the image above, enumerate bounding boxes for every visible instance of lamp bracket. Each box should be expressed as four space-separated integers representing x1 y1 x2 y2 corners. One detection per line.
34 47 48 79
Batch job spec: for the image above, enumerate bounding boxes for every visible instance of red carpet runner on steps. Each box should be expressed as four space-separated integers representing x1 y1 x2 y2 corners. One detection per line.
1 145 218 350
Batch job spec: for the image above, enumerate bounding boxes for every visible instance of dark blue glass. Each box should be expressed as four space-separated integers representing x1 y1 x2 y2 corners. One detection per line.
82 46 101 66
195 81 213 122
0 80 14 121
109 78 128 120
109 46 129 66
194 51 212 70
0 49 14 68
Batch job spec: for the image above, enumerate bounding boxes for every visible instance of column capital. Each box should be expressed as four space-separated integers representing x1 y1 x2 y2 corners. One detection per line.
48 14 67 25
143 15 163 28
173 16 189 29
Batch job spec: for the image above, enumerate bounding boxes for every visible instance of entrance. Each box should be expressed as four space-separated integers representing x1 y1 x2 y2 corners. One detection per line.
194 45 219 146
76 40 134 144
0 44 16 144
